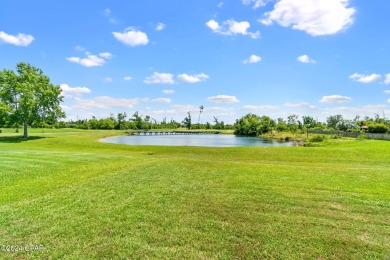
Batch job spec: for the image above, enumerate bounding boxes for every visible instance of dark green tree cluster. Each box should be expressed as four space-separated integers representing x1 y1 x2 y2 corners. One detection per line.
234 113 276 136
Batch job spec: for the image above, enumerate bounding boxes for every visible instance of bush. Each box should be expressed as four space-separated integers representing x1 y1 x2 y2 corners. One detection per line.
367 123 388 133
357 134 366 141
308 134 328 143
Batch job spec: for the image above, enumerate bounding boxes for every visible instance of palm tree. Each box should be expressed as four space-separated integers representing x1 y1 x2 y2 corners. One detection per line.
198 105 204 127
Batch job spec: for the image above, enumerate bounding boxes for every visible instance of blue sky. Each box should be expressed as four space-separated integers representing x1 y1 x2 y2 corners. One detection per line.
1 0 390 123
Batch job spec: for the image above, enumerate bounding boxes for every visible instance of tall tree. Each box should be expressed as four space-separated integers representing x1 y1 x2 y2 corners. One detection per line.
198 105 204 125
0 62 65 138
182 112 191 129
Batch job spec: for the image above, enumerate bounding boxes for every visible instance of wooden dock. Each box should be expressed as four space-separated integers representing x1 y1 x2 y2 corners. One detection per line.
126 130 222 136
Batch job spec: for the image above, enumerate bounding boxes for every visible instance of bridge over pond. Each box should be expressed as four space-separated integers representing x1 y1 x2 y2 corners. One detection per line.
126 130 222 136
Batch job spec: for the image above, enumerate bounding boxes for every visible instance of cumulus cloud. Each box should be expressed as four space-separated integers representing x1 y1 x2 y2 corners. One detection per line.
207 95 239 103
73 96 139 109
350 73 381 84
206 19 260 39
319 95 352 104
60 84 91 99
384 74 390 85
104 77 113 82
66 52 109 67
123 76 132 81
242 0 267 9
155 23 166 31
297 54 316 64
284 102 317 109
0 31 34 46
261 0 355 36
163 90 175 94
99 52 112 59
243 54 262 64
177 73 209 83
385 90 390 94
113 28 149 46
144 72 175 84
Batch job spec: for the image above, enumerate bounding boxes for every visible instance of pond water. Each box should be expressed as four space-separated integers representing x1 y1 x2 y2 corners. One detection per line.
100 134 292 147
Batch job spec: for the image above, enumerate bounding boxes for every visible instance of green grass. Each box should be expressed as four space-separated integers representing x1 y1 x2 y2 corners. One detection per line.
0 128 389 259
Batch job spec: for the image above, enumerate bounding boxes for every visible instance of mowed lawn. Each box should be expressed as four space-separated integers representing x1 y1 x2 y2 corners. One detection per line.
0 129 389 259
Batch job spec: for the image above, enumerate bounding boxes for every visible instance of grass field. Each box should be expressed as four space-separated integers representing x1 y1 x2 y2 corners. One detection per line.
0 128 389 259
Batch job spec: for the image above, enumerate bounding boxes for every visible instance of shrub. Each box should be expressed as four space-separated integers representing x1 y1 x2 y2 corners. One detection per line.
308 134 328 143
357 134 366 141
367 123 388 133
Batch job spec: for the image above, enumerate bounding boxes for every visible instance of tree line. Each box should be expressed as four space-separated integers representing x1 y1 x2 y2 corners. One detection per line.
233 113 389 136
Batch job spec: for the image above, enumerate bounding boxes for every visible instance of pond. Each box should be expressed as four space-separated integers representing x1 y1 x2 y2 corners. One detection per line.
100 134 292 147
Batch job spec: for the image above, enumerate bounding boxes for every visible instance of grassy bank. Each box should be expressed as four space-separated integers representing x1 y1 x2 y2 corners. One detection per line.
0 129 389 258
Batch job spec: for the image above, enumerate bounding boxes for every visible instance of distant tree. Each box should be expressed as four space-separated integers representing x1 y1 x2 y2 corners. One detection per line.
302 116 318 129
327 115 343 130
0 62 65 138
213 116 225 130
276 117 288 132
367 123 388 133
198 105 204 125
335 119 359 132
287 114 299 134
131 111 143 129
234 113 274 136
182 112 192 129
116 112 127 130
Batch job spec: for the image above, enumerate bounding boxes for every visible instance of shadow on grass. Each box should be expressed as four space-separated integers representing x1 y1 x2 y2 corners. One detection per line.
0 136 48 143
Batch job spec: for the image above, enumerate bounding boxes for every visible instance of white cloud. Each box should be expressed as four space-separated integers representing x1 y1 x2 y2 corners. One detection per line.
163 90 175 94
99 52 112 59
104 77 113 82
242 0 267 9
144 72 175 84
60 84 91 97
385 90 390 94
297 54 316 64
177 73 209 83
243 105 277 110
261 0 355 36
0 31 34 46
319 95 352 104
123 76 132 81
113 28 149 46
73 96 139 110
206 19 260 39
284 102 317 109
207 95 240 104
66 53 107 67
350 73 381 84
384 74 390 85
243 54 261 64
206 20 221 31
217 2 224 8
156 23 166 31
104 8 111 16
